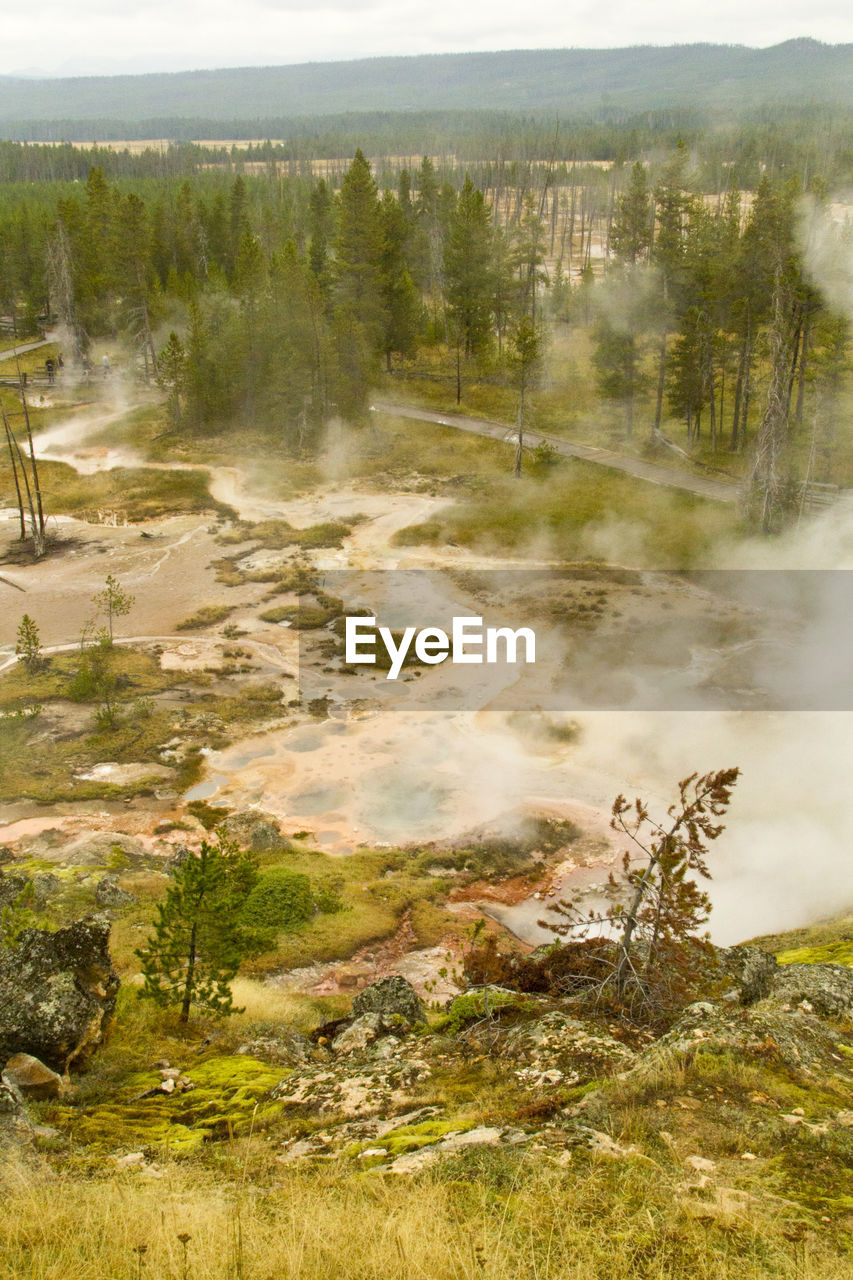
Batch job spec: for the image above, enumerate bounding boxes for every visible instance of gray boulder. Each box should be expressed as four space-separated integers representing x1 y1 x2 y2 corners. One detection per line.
0 917 120 1072
236 1029 314 1066
221 811 289 852
63 831 147 867
332 1012 397 1055
720 945 778 1004
352 976 425 1024
0 1077 28 1139
164 845 191 875
249 821 290 854
95 875 136 908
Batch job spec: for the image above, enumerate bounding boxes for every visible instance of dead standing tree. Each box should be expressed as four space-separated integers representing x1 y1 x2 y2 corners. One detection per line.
748 271 797 533
1 401 45 559
46 219 87 365
543 767 740 1019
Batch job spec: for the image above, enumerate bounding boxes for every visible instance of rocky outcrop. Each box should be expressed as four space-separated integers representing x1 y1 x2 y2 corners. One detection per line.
766 962 853 1018
332 1012 401 1055
720 946 779 1004
352 976 425 1024
0 869 29 908
500 1013 636 1088
0 1077 29 1140
95 875 136 908
221 812 290 853
0 917 119 1073
634 998 853 1080
236 1029 314 1066
56 831 147 867
32 873 61 903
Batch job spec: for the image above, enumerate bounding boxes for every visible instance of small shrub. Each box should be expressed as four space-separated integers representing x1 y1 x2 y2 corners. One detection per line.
240 867 315 938
176 605 235 631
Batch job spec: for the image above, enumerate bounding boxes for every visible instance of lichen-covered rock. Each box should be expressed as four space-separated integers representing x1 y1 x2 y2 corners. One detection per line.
272 1056 432 1118
32 873 61 903
221 811 288 852
352 976 424 1024
501 1013 636 1088
0 846 14 866
95 875 136 908
636 999 853 1080
62 832 147 867
2 1052 65 1100
164 845 190 876
720 946 778 1004
0 1077 28 1140
332 1012 398 1055
0 870 29 908
236 1029 314 1066
249 821 290 854
766 963 853 1018
0 917 120 1072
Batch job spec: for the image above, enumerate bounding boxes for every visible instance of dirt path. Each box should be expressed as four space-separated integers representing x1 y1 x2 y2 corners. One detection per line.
0 337 52 362
371 400 742 504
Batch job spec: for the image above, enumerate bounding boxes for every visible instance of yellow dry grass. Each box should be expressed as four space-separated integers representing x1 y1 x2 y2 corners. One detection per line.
1 1153 844 1280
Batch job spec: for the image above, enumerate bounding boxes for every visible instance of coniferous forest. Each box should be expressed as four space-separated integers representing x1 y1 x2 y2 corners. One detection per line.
2 115 849 530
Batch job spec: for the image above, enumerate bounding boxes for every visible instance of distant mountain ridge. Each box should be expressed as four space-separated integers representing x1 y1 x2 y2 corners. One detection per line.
0 40 850 130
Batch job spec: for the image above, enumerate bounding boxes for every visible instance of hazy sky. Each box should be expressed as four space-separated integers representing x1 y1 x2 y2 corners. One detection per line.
4 0 852 77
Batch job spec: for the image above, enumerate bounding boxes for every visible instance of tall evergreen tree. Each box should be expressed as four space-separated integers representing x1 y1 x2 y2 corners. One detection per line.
444 175 495 359
333 149 387 344
136 838 259 1023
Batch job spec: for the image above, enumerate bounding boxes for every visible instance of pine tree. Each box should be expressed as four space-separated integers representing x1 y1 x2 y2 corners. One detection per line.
307 178 333 293
136 838 259 1023
379 190 421 371
92 573 134 644
333 149 386 343
610 162 652 266
15 614 42 673
444 175 495 359
156 332 187 426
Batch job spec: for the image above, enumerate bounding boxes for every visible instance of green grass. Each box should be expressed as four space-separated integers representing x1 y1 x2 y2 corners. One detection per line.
0 342 57 378
0 455 225 522
0 649 181 711
0 647 209 802
175 604 235 631
746 911 853 964
383 426 738 568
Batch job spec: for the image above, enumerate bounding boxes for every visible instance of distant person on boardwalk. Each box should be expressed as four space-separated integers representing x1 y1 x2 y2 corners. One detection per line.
102 354 111 378
57 352 64 371
45 357 55 384
81 354 90 381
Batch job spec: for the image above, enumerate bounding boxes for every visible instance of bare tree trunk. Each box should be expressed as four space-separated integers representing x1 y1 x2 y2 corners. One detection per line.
514 372 525 478
653 332 667 434
795 316 810 426
179 921 198 1024
2 410 26 539
749 275 795 532
18 384 45 538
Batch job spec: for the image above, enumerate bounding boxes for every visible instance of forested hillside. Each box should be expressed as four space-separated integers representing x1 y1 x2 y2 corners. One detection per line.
0 40 851 136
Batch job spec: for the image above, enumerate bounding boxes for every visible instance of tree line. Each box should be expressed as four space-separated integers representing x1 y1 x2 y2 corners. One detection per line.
1 143 849 530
